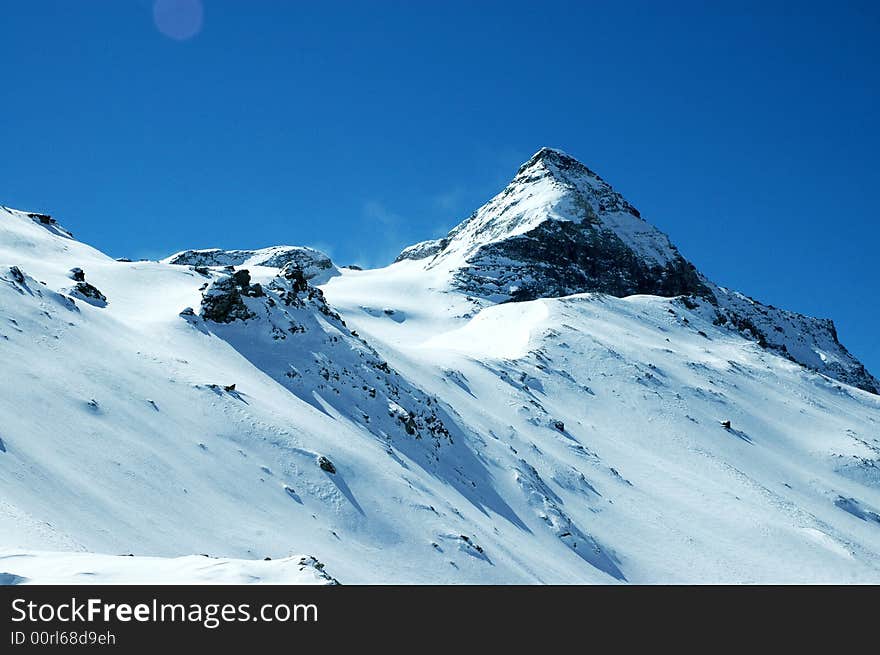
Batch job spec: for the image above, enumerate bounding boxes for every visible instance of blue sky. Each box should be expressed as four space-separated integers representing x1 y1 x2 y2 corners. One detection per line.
1 1 878 373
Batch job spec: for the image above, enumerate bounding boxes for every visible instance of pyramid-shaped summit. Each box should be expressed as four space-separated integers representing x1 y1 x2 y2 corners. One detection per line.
397 147 711 303
395 148 878 394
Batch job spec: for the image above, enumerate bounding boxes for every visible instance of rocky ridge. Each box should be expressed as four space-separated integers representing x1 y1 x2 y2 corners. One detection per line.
394 147 877 393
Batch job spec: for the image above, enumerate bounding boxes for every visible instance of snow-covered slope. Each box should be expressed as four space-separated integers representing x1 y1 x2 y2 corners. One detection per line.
322 266 880 583
1 147 879 585
0 552 338 585
392 149 878 394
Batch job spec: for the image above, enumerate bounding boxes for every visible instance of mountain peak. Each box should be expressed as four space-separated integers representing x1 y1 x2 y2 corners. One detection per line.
398 147 691 292
515 147 603 185
530 146 574 162
391 151 878 394
526 145 582 167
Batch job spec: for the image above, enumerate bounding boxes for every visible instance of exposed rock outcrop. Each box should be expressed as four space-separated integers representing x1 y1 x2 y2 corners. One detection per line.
403 148 709 302
164 246 338 283
393 147 877 394
200 272 258 323
192 262 459 452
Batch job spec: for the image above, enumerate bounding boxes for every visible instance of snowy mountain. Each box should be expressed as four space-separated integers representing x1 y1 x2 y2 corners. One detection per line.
396 148 708 299
1 148 879 585
397 148 877 394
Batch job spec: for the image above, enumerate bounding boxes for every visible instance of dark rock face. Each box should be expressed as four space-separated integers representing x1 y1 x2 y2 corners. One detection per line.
231 269 251 289
395 146 877 394
317 456 336 474
165 246 337 282
394 238 446 263
68 281 107 307
829 361 878 395
8 266 25 285
405 147 710 303
279 262 309 293
455 218 712 302
200 273 256 323
692 291 880 395
72 282 106 302
27 212 54 225
190 262 459 453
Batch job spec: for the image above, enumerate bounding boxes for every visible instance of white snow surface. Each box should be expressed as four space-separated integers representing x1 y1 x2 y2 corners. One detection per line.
422 147 681 274
396 149 877 391
1 201 880 585
0 552 337 585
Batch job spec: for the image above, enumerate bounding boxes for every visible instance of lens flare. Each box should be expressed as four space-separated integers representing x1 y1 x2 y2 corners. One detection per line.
153 0 204 41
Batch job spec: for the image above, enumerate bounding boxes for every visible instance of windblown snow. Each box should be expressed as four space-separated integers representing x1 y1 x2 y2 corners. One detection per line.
1 149 879 585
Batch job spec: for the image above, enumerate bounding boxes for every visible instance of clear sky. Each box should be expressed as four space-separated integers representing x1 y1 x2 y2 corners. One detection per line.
1 1 878 374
